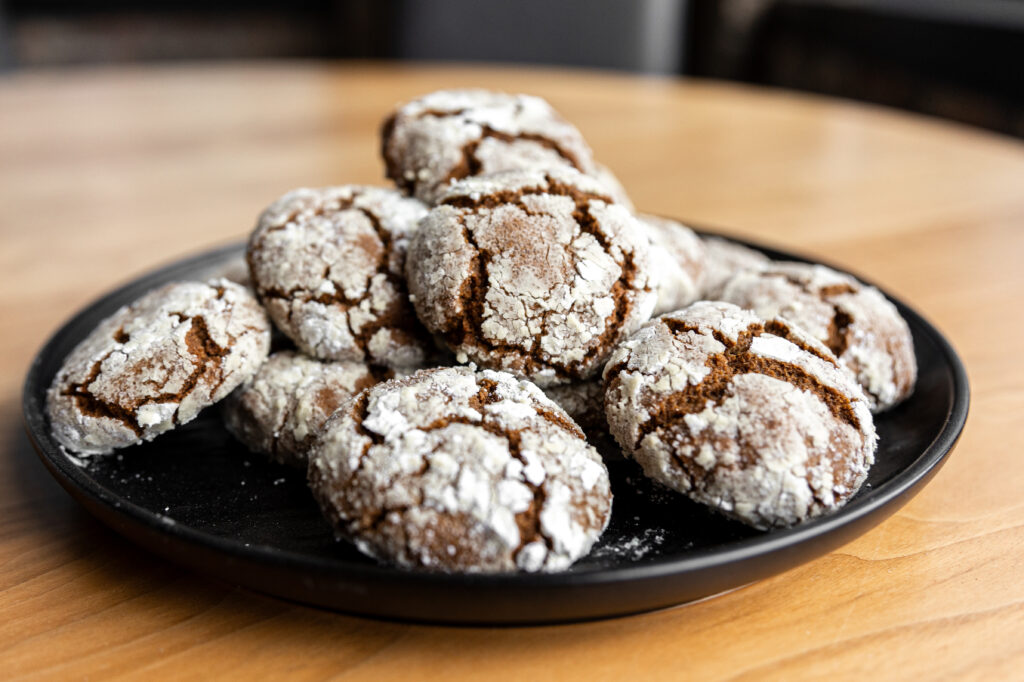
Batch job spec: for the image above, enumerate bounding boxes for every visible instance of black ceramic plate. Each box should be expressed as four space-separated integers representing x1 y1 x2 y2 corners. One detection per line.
22 232 969 625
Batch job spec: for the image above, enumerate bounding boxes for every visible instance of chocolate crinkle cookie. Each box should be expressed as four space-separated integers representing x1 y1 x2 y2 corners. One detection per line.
47 279 271 455
308 366 612 572
639 214 706 315
719 262 916 411
247 185 433 369
406 167 656 387
381 89 600 203
604 301 877 529
222 350 389 468
699 236 770 299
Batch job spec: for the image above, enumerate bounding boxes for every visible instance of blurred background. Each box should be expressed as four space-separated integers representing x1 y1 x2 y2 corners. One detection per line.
0 0 1022 137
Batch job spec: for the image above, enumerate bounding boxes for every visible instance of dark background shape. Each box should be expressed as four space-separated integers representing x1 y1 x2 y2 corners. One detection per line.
1 0 1022 137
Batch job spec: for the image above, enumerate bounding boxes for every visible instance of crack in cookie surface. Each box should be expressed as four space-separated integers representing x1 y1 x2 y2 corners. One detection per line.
63 351 144 436
248 186 430 366
603 302 876 529
420 172 650 384
64 314 229 434
767 272 857 358
48 280 270 454
635 320 859 449
309 367 610 571
720 264 917 410
352 377 581 556
389 411 554 556
381 90 596 201
221 351 383 467
441 126 586 188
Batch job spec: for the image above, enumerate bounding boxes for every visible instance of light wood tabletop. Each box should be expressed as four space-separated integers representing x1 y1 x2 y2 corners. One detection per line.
2 63 1022 681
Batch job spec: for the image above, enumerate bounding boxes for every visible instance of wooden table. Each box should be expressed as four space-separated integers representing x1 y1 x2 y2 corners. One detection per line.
2 63 1022 680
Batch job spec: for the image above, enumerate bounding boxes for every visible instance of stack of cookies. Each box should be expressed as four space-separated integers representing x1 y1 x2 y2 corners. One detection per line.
46 89 917 573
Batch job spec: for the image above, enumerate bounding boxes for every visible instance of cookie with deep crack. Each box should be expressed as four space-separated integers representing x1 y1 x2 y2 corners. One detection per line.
719 262 916 411
308 366 613 572
406 167 656 387
222 350 389 467
699 236 770 299
47 279 271 455
382 89 599 203
639 214 706 315
604 301 877 529
247 186 431 368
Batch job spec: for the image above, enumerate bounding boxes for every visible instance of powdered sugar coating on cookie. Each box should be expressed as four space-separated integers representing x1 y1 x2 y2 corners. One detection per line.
222 351 387 468
639 214 706 315
406 167 656 387
47 279 271 455
604 301 877 529
247 185 431 368
699 236 770 299
719 262 916 411
308 366 612 572
382 89 598 203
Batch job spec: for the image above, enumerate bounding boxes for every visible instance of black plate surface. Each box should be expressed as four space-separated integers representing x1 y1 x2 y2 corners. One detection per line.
22 232 969 625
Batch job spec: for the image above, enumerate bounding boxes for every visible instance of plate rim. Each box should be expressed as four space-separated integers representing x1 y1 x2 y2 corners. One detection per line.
21 229 971 617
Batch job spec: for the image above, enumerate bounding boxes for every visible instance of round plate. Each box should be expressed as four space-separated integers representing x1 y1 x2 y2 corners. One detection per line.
22 232 969 625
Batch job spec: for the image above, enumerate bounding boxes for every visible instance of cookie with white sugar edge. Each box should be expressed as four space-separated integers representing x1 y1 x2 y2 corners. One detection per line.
699 236 770 299
719 262 916 412
47 279 271 456
604 301 877 530
382 89 600 203
405 167 656 387
308 366 612 572
247 185 432 368
638 214 706 315
222 351 391 468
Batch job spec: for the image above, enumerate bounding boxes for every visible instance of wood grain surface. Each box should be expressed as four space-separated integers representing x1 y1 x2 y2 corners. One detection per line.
2 63 1022 681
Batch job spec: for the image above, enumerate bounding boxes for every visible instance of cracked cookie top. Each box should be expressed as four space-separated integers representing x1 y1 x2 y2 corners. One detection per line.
381 89 599 203
639 214 706 315
222 350 389 468
699 236 770 299
719 262 917 411
47 279 271 455
247 186 432 368
604 301 877 529
308 366 612 572
405 167 656 387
